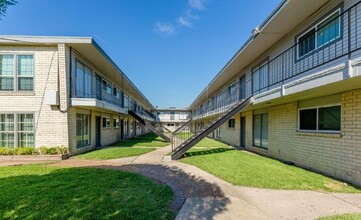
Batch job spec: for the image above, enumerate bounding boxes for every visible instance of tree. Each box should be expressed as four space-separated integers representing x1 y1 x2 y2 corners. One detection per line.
0 0 17 20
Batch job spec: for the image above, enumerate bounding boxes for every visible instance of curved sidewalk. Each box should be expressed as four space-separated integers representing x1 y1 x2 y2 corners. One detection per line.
52 145 361 220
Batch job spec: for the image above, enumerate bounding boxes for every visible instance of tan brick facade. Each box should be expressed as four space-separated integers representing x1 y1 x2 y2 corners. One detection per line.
0 43 152 156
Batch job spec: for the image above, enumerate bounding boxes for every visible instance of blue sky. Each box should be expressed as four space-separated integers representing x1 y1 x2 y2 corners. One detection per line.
0 0 280 108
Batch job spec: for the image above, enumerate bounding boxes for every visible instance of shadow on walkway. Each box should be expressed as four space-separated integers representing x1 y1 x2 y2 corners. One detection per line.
93 163 231 217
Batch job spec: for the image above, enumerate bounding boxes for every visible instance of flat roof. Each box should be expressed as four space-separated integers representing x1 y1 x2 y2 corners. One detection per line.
0 35 155 109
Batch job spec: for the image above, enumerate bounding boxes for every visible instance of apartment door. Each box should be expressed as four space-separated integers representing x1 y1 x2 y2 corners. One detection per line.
120 119 124 140
95 116 101 147
240 117 246 147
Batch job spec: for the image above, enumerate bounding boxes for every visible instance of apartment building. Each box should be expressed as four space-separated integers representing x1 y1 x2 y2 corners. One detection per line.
0 36 156 155
154 108 190 132
178 0 361 186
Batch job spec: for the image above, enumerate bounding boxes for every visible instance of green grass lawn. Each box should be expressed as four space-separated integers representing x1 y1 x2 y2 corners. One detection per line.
0 164 174 219
180 148 361 193
76 133 169 160
113 132 169 147
176 132 230 148
318 213 361 220
76 147 155 160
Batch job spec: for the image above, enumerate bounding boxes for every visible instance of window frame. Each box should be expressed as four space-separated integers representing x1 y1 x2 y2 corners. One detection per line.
102 79 112 95
228 118 236 129
0 113 35 148
102 117 111 128
252 60 269 94
298 104 341 133
113 117 120 128
76 113 91 148
296 8 342 59
0 54 35 92
75 60 92 98
253 113 268 149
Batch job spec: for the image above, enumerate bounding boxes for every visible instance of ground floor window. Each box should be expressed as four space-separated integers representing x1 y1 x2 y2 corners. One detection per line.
216 128 221 138
0 113 34 148
102 117 111 128
113 117 120 128
299 105 341 132
253 113 268 149
228 119 235 128
76 114 91 148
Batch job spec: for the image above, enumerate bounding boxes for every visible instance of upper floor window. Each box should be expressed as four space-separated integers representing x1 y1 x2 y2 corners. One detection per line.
113 87 122 99
0 54 34 92
252 61 268 94
298 9 341 58
75 61 92 98
102 80 112 95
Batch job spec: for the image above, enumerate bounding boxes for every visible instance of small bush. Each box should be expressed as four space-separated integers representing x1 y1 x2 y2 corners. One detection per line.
38 146 48 155
0 147 13 155
13 147 36 155
0 146 69 155
38 146 68 155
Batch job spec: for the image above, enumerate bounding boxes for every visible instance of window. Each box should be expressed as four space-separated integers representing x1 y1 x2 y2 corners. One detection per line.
75 61 92 97
102 117 111 128
0 114 15 147
0 54 34 91
102 80 112 94
298 9 341 58
252 62 268 93
17 114 34 147
170 112 175 120
228 119 235 128
228 83 236 102
113 87 122 99
0 113 34 148
76 114 91 148
299 105 341 132
18 55 34 91
113 118 120 128
216 128 221 138
253 113 268 149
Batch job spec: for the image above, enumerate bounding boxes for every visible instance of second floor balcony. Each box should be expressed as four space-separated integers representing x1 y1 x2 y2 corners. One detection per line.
192 2 361 120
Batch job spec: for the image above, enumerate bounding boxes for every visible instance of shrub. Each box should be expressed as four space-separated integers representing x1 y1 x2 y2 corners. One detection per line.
13 147 36 155
0 147 13 155
38 146 48 155
0 146 68 156
38 146 68 155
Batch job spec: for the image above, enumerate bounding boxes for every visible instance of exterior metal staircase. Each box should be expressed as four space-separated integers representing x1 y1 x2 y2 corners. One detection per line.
129 110 172 142
171 97 254 160
172 119 192 135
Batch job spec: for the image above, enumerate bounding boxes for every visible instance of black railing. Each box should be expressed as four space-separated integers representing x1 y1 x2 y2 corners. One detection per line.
192 77 252 119
192 2 361 119
71 76 157 121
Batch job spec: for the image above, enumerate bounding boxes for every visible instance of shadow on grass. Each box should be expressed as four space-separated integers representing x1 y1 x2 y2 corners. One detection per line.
0 166 175 219
183 148 234 158
94 163 231 218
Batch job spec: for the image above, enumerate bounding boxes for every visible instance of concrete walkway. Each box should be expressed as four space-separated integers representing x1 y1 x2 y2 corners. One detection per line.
4 146 361 219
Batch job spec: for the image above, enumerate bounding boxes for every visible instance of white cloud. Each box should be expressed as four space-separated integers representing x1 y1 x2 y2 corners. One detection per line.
177 16 192 27
154 22 176 36
188 0 207 10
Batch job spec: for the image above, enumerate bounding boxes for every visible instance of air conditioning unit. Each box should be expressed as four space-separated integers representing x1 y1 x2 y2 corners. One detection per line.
44 90 59 106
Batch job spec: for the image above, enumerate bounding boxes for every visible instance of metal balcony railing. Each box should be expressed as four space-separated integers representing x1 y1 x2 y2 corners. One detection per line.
70 76 157 121
192 1 361 119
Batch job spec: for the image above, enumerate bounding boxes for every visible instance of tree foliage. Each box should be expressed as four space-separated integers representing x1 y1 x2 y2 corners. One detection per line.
0 0 17 20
